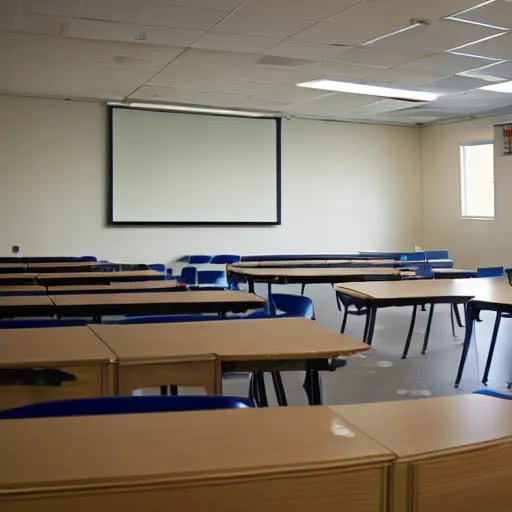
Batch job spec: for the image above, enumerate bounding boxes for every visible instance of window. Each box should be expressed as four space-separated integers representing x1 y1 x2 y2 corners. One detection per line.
460 140 494 219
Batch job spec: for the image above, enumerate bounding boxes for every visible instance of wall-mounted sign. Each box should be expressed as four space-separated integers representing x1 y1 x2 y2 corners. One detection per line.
503 125 512 156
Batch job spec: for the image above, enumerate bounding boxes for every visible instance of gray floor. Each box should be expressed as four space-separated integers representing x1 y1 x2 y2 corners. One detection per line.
144 282 512 406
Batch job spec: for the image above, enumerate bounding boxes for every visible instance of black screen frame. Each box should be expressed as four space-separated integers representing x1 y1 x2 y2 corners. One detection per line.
107 106 282 227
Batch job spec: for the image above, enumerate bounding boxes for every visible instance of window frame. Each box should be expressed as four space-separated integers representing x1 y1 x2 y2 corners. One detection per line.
459 139 495 220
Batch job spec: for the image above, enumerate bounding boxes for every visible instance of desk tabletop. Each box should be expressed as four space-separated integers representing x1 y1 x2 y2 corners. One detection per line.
38 270 165 280
231 267 403 278
0 263 27 270
0 406 393 493
0 326 116 367
0 273 37 280
47 281 181 294
51 291 265 308
0 295 53 310
89 323 216 364
468 277 512 306
335 278 479 301
27 262 104 269
197 317 369 360
332 394 512 462
0 285 46 293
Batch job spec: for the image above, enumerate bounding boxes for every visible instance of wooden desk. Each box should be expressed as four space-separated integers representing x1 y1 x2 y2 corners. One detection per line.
433 268 477 279
0 285 46 294
332 394 512 512
0 273 37 286
89 323 217 395
0 263 27 274
37 270 165 286
334 279 475 358
0 407 393 512
0 295 54 318
48 281 183 294
51 291 266 318
0 327 116 410
27 261 120 273
232 259 396 268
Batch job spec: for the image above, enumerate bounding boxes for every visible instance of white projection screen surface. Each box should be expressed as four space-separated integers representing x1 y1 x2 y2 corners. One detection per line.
109 107 281 225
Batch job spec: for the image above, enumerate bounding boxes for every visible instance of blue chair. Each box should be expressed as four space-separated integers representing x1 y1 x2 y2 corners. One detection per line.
246 293 315 319
189 255 212 264
148 263 166 273
74 256 97 262
178 266 197 286
426 250 449 260
211 255 241 264
0 319 88 329
0 396 254 420
477 267 504 278
473 389 512 400
197 270 226 289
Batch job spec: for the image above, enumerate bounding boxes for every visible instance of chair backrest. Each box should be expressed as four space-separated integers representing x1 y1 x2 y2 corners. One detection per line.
473 389 512 400
132 263 149 270
271 293 315 319
198 270 225 287
477 267 504 278
74 256 98 262
110 314 226 325
425 250 449 260
398 252 425 261
210 255 241 264
189 255 212 264
0 319 88 329
0 396 254 420
148 263 166 273
180 266 197 285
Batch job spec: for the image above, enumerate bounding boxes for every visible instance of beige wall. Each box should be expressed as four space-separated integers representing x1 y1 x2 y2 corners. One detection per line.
0 95 422 264
421 114 512 269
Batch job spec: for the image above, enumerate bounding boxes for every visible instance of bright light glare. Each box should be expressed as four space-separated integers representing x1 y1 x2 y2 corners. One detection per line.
480 81 512 93
296 80 437 102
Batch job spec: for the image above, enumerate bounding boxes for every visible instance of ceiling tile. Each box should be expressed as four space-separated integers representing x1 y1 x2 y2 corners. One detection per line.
0 0 18 30
285 92 380 117
453 0 512 29
299 61 382 81
332 46 431 67
399 52 494 74
192 33 281 53
248 84 331 105
266 41 350 61
22 0 81 17
370 19 504 53
78 0 226 30
236 0 361 21
211 13 316 38
226 64 306 84
365 68 448 87
67 18 202 46
459 31 512 59
293 3 410 45
421 74 490 92
350 98 421 116
156 0 247 11
15 13 70 37
461 59 512 79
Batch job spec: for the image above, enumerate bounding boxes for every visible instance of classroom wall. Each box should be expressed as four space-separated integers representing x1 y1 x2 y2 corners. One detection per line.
421 114 512 269
0 95 422 264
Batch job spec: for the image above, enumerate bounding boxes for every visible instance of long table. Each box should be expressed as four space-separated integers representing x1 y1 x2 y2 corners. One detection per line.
334 279 476 358
47 281 183 294
37 270 165 286
0 296 55 318
1 395 511 512
26 261 121 273
90 317 368 405
0 327 116 410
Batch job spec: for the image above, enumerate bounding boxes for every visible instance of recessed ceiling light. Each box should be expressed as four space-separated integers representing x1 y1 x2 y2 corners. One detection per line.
296 80 437 102
480 81 512 92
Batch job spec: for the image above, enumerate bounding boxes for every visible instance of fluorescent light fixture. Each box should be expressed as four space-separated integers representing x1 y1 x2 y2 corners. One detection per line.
296 80 437 102
445 16 509 31
448 32 507 52
107 101 273 118
480 80 512 92
362 23 420 46
449 0 498 17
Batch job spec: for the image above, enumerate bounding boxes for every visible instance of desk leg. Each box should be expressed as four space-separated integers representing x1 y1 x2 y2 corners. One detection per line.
401 305 418 359
303 370 323 406
267 283 275 316
421 303 435 355
455 304 477 388
453 303 464 328
362 311 371 343
248 278 255 294
482 312 502 385
365 307 378 346
255 372 268 407
450 304 456 337
271 372 288 406
340 306 349 334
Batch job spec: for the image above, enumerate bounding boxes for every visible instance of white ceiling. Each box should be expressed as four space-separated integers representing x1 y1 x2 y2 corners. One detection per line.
2 0 512 125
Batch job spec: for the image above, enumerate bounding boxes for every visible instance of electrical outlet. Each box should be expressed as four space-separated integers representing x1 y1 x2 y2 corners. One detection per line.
11 245 19 254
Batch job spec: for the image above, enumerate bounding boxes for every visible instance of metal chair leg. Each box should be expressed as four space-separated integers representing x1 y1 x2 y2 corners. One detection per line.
401 305 418 359
455 307 477 388
482 312 502 385
301 283 306 296
271 372 288 406
303 370 323 405
453 303 464 328
169 385 178 396
160 386 168 395
255 372 268 407
362 311 371 343
421 304 435 355
340 307 349 333
365 307 378 346
450 304 456 337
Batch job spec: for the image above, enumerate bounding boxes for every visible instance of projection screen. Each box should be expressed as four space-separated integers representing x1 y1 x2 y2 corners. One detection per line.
108 107 281 225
